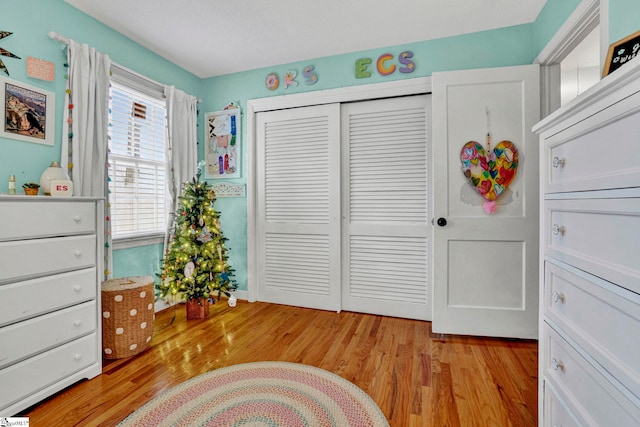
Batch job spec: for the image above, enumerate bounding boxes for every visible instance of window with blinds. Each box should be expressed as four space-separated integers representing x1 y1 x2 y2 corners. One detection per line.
108 80 168 238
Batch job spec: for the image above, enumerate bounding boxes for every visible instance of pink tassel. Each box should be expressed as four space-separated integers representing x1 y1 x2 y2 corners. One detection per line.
483 201 497 214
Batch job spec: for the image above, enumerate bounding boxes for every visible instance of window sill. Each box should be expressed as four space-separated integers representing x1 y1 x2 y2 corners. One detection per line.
113 233 165 250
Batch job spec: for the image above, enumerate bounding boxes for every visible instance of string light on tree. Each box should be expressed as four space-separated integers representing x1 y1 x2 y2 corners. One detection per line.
159 169 237 305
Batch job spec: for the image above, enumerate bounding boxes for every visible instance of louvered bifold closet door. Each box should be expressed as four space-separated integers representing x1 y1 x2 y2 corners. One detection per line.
256 104 341 311
342 95 432 320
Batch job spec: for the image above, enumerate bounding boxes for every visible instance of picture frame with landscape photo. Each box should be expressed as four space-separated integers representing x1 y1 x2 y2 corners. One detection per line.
0 75 55 146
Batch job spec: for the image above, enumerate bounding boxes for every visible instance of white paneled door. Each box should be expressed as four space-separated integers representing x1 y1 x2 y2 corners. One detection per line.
256 96 432 319
256 104 342 311
341 96 431 320
432 64 540 339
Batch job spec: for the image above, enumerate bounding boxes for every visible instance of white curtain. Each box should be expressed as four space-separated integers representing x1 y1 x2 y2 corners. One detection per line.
164 85 199 252
61 40 111 196
61 39 112 278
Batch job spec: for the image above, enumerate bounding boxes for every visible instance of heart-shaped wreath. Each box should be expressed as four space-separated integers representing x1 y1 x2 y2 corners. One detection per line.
460 140 518 212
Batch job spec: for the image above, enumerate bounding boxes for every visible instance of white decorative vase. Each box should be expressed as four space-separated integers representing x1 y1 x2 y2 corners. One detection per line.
40 161 70 195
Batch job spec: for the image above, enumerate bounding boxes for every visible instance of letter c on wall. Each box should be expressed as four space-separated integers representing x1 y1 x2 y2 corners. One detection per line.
377 54 396 76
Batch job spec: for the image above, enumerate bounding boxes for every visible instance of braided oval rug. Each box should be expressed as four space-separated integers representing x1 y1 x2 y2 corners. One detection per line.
118 361 389 427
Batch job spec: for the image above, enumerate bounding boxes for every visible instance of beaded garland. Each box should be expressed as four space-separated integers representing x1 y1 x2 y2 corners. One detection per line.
59 42 112 280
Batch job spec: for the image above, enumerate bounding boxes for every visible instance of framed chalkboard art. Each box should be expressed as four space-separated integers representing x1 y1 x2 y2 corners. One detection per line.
603 30 640 77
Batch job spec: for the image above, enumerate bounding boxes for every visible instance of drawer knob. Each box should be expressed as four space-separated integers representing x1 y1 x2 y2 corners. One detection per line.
74 353 83 361
73 216 82 223
552 291 565 304
74 250 82 257
551 357 564 372
552 157 566 168
74 320 82 327
73 285 82 293
552 224 565 236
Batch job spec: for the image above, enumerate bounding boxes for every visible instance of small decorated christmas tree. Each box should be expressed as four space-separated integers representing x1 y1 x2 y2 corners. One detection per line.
159 170 237 306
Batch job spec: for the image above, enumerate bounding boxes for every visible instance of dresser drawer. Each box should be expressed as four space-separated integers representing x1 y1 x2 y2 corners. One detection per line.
0 235 96 284
545 260 640 399
0 302 96 369
544 198 640 294
543 380 581 427
543 324 640 426
0 268 97 326
544 90 640 194
0 200 96 241
0 333 98 412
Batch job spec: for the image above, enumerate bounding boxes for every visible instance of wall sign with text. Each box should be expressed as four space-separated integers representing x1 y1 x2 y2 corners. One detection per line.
356 51 415 78
265 65 318 91
262 49 416 90
603 30 640 76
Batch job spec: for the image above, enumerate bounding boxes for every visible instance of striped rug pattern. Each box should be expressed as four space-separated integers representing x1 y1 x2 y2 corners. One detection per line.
118 361 389 426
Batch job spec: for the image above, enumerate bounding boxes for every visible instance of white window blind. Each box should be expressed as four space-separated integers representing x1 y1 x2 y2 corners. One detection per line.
108 80 168 238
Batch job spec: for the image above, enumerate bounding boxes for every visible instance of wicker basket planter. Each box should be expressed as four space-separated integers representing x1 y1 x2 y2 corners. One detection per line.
101 276 155 359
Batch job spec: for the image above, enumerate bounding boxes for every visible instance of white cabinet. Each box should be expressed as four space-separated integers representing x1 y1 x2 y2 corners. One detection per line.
0 196 103 415
534 59 640 426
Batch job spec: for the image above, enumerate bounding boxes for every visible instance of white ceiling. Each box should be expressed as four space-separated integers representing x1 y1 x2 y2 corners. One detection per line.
64 0 548 79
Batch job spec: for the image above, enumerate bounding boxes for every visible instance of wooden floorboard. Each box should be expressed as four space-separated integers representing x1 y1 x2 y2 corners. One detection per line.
21 300 538 426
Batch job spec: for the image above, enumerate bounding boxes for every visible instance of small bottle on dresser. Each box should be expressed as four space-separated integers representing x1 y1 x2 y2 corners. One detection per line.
8 174 16 195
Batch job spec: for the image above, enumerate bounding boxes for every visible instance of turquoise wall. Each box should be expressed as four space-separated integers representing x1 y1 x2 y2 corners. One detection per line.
609 0 640 43
532 0 582 57
200 24 537 293
3 0 598 292
202 24 535 107
0 0 202 281
533 0 640 57
112 244 163 284
0 0 202 192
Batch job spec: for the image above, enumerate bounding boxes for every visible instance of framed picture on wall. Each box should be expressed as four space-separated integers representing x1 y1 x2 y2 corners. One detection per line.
0 75 55 146
205 107 240 179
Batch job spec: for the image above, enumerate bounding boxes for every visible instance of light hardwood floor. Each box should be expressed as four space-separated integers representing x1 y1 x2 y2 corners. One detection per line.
21 300 538 426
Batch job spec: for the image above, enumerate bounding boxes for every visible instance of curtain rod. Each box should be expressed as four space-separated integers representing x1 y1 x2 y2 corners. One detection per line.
48 31 69 44
48 31 202 103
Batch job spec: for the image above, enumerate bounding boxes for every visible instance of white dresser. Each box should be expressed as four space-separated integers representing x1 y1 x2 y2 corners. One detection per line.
0 196 104 415
533 59 640 426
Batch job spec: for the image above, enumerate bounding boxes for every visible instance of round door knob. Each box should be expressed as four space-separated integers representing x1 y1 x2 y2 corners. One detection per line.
437 218 447 227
